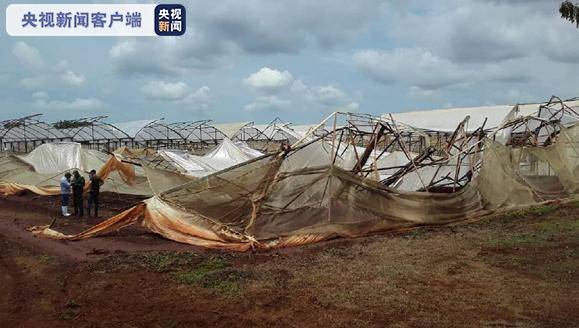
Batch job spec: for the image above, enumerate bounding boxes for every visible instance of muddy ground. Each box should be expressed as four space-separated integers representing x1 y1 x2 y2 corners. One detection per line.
0 193 577 327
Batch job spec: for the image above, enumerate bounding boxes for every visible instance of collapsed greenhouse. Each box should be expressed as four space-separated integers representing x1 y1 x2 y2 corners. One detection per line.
2 95 578 251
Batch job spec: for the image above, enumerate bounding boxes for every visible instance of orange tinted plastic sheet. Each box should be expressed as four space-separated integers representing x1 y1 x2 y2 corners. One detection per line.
32 197 258 251
94 155 136 186
30 196 336 251
113 147 156 159
29 203 146 240
141 196 256 251
0 182 60 196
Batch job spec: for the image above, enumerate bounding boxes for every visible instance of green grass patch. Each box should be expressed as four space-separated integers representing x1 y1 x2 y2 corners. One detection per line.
171 257 228 284
158 318 180 328
485 247 578 284
505 204 557 220
88 251 200 274
88 253 244 296
316 289 360 309
57 311 77 321
537 219 579 235
487 233 548 248
487 204 578 248
57 299 80 321
487 217 579 248
136 252 199 272
171 257 243 297
568 200 579 208
545 258 579 276
36 254 55 264
543 248 579 282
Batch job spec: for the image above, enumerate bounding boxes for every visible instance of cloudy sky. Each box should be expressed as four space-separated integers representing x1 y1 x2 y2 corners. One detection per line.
1 0 578 125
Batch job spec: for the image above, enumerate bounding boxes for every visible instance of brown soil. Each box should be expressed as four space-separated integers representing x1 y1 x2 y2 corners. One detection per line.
0 192 577 327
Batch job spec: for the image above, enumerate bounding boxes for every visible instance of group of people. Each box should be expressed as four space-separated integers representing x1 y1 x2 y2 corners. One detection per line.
59 170 103 218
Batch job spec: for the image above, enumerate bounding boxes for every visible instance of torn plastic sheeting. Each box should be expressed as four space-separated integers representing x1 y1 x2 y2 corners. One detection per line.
30 196 347 251
0 152 138 196
22 123 579 251
30 202 146 240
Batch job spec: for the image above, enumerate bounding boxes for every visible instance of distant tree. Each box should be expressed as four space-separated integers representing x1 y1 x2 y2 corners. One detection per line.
53 120 92 129
560 1 579 27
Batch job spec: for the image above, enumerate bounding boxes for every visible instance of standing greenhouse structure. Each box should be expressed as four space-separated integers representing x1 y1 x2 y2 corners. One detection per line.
0 114 71 153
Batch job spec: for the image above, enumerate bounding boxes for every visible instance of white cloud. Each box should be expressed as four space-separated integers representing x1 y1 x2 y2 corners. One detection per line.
20 71 86 89
20 76 48 89
142 81 190 101
33 92 102 111
308 85 349 106
54 61 86 87
12 42 44 70
354 48 469 90
407 86 437 99
32 91 48 99
342 101 360 112
109 40 137 59
245 76 360 114
14 51 87 91
141 81 213 111
290 79 308 93
55 61 69 71
244 95 290 112
183 86 211 103
243 67 294 93
183 86 213 111
109 40 183 77
291 80 359 111
61 70 86 86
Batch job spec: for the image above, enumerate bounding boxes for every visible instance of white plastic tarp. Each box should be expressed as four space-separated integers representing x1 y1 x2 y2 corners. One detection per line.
234 141 264 158
213 122 251 139
387 104 542 132
113 119 158 138
160 138 263 177
16 142 108 174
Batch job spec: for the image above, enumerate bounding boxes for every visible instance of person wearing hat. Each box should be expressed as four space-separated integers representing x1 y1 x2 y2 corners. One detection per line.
71 170 86 217
59 172 72 217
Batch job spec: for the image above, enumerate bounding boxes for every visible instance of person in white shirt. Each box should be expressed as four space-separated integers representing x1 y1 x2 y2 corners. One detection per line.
60 172 72 217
